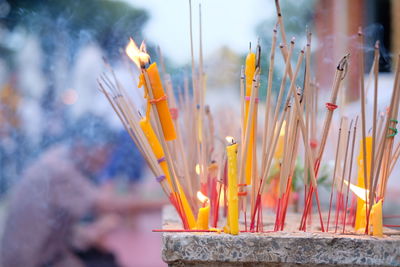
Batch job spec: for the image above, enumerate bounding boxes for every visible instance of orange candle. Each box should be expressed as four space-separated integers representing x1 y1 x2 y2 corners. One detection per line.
126 38 176 141
139 63 176 141
140 117 196 229
140 118 170 184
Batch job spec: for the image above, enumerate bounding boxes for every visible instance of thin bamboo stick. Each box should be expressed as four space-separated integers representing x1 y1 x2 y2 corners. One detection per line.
358 29 369 232
327 117 345 232
343 117 358 233
274 0 293 78
261 28 277 173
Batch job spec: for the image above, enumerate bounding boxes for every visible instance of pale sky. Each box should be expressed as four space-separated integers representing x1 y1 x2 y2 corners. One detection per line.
123 0 274 65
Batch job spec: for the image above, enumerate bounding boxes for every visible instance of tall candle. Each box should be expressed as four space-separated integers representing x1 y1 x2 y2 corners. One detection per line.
139 62 176 141
226 141 239 235
140 117 196 229
196 191 210 230
355 136 372 231
244 52 256 185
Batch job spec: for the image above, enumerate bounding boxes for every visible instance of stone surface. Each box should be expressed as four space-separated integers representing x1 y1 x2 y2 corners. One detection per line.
161 206 400 266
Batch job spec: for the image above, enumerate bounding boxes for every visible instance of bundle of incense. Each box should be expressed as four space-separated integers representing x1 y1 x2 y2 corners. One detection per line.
95 0 400 237
98 40 198 230
249 38 296 231
299 54 349 231
365 55 400 236
326 117 358 233
326 38 400 236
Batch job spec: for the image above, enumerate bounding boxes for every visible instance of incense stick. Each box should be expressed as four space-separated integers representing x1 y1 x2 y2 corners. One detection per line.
343 117 358 233
261 28 277 173
358 29 369 234
300 54 349 231
274 0 293 78
327 117 345 231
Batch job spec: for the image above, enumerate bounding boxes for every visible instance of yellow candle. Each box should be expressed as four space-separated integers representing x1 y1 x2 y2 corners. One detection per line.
226 141 239 235
356 200 383 236
355 136 373 230
371 199 383 237
244 52 256 185
139 118 196 229
196 192 210 230
139 62 176 141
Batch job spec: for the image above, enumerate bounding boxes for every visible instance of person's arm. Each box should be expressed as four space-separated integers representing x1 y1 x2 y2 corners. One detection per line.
72 214 120 251
94 186 168 214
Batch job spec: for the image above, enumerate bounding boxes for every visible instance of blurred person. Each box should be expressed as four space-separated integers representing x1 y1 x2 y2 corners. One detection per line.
0 114 158 267
98 131 145 192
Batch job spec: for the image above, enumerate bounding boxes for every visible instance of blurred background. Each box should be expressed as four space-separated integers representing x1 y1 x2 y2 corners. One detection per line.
0 0 398 266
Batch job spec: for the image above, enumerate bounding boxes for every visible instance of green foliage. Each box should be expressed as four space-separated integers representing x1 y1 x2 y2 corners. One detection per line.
265 158 331 193
1 0 149 59
291 159 331 193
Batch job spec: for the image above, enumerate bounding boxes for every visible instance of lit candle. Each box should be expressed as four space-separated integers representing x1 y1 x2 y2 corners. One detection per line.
347 179 382 236
244 51 256 185
226 139 239 235
196 191 210 230
126 38 176 141
355 136 372 231
140 117 196 229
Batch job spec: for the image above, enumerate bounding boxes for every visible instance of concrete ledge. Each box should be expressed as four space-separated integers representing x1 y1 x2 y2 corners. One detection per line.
161 206 400 266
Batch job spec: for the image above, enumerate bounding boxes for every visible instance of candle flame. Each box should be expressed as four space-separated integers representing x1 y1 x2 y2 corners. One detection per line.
344 180 369 202
125 38 150 69
195 164 201 175
225 136 234 143
197 191 209 204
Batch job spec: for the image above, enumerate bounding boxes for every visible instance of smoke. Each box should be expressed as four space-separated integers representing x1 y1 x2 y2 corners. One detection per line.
363 23 392 72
